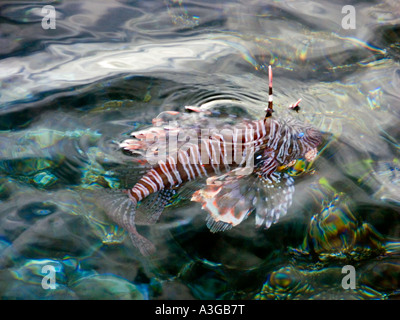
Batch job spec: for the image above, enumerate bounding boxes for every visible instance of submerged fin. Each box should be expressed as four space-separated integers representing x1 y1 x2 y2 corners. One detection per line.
136 181 208 225
205 214 233 233
174 178 207 200
100 189 155 256
136 189 177 225
255 172 295 229
191 169 296 232
191 171 257 232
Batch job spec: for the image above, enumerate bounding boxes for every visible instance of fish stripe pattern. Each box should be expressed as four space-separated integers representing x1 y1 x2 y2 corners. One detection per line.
103 66 322 255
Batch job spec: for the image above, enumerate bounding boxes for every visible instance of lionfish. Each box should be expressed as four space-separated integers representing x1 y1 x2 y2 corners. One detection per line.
103 66 322 256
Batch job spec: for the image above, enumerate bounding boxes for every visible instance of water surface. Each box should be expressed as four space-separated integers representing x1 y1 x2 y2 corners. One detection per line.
0 0 399 300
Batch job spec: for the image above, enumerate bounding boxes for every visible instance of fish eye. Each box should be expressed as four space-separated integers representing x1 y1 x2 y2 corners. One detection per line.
297 132 304 139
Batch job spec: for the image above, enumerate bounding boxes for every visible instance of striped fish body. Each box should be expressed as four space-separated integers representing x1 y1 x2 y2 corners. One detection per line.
107 114 321 256
126 119 268 203
104 66 322 256
127 116 321 203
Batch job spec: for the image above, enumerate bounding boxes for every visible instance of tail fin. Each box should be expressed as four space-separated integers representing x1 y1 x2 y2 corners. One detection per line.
101 190 155 256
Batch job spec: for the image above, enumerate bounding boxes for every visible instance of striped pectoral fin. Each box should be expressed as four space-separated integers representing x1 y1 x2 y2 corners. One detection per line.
255 172 295 229
100 189 155 256
136 189 177 225
191 171 257 232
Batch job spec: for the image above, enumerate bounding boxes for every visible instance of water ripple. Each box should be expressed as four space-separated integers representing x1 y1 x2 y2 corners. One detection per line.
1 0 400 300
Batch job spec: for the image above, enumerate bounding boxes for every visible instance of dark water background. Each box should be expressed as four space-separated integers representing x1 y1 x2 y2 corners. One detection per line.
0 0 399 300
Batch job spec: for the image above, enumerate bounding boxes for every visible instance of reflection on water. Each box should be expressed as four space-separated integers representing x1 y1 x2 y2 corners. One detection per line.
0 0 399 299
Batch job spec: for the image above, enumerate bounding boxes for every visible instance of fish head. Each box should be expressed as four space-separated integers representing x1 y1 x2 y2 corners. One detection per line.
274 118 323 167
299 127 323 160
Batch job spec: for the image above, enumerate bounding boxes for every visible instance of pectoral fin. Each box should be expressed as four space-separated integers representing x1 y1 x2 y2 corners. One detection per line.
191 171 257 232
136 189 177 225
255 172 295 229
